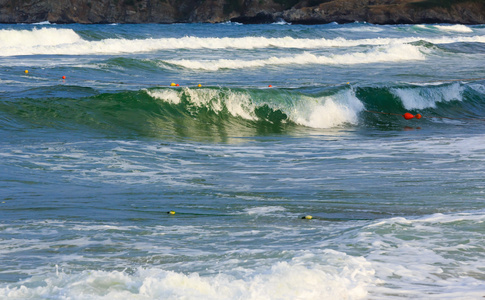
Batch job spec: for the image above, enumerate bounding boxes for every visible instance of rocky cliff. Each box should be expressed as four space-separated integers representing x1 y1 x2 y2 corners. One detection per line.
0 0 484 24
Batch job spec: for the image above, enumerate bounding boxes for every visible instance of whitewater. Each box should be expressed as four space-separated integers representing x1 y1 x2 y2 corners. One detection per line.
0 22 485 300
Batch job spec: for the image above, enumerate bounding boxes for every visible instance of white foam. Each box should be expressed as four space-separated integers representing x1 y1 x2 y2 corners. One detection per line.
146 89 181 105
32 21 52 25
244 206 286 215
0 250 374 300
291 89 364 128
0 28 81 50
1 27 484 57
434 24 473 33
358 211 485 299
391 82 464 109
148 87 258 121
333 26 384 33
147 87 364 129
272 19 291 25
167 44 425 70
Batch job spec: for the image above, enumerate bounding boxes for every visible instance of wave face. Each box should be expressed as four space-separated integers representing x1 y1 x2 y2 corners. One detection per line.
1 82 484 139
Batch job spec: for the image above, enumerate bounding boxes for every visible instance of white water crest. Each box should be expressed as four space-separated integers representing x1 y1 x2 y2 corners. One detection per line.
291 89 364 128
433 24 474 33
166 44 426 70
147 87 258 121
391 83 464 109
0 250 374 300
0 28 81 49
1 27 485 56
147 87 364 129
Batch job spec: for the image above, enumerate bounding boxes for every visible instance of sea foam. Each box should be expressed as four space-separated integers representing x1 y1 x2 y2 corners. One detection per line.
1 27 484 57
391 83 464 109
0 250 374 300
434 24 474 33
0 28 81 50
166 44 425 70
291 89 364 128
147 87 364 129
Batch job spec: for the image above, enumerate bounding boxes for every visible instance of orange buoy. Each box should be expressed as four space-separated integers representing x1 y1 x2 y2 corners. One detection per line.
175 83 180 87
62 76 66 80
403 112 414 120
415 114 422 119
268 85 272 88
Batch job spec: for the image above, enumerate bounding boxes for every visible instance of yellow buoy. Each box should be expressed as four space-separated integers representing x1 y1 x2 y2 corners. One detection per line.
302 215 312 220
24 70 29 74
167 210 175 215
198 84 202 87
170 83 176 86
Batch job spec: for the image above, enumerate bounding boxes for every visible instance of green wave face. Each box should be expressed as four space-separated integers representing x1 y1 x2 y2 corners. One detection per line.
1 82 484 140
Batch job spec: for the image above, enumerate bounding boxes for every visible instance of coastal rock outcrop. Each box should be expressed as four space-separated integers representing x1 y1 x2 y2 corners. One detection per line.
0 0 484 24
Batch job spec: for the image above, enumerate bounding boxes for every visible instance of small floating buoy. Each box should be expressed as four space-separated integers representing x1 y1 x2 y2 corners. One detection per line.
198 84 202 87
24 70 29 74
301 215 313 220
170 83 176 86
268 85 272 88
175 84 180 87
62 76 66 80
403 112 415 120
167 210 176 215
415 114 422 119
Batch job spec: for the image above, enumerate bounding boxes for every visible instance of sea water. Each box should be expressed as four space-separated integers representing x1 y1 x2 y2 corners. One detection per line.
0 22 484 299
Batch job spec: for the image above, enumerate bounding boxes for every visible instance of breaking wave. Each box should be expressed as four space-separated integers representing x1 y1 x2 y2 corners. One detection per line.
1 81 484 138
1 27 484 57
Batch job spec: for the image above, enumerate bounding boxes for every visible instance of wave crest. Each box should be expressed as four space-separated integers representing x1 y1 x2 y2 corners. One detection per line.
166 44 425 70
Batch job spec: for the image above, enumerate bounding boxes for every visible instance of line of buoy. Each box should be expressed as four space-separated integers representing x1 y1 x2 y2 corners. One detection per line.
170 83 206 87
166 210 316 220
23 70 67 81
365 110 485 121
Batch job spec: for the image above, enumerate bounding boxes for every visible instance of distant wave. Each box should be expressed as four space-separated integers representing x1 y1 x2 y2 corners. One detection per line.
0 28 81 49
416 24 473 33
1 27 485 57
31 21 53 25
165 44 426 70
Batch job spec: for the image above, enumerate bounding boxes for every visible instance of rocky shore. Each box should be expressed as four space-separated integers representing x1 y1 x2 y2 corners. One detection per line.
0 0 484 25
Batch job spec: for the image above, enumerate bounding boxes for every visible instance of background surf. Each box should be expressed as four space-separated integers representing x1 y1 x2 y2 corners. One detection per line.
1 22 485 299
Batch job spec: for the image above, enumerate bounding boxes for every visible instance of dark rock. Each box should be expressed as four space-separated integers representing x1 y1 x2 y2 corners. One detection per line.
231 12 277 24
0 0 484 25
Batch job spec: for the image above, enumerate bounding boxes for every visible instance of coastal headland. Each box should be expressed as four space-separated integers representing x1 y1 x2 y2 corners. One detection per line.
0 0 484 24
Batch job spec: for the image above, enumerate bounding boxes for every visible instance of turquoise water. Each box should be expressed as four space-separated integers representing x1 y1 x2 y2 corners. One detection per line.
1 22 485 299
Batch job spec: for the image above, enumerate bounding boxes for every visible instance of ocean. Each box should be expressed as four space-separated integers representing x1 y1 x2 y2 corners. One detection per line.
0 21 484 299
